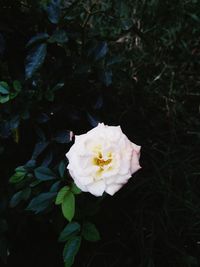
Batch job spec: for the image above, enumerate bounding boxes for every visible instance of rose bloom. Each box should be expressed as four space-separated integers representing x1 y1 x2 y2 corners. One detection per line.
66 123 141 196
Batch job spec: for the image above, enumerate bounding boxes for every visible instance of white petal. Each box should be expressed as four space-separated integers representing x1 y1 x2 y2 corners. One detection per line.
105 183 123 196
102 166 119 178
118 158 131 175
68 168 75 179
68 165 94 185
105 126 122 142
66 148 73 160
105 175 116 185
67 152 93 177
87 180 106 196
116 174 130 184
79 156 92 169
76 175 94 185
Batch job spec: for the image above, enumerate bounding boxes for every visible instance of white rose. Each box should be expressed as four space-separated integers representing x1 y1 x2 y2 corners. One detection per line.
66 123 141 197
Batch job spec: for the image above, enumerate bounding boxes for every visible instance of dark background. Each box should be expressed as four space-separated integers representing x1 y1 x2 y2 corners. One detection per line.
0 0 200 266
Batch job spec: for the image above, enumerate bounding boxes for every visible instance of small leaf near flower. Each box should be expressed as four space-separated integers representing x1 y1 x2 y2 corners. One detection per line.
55 186 70 205
70 183 81 195
61 192 75 222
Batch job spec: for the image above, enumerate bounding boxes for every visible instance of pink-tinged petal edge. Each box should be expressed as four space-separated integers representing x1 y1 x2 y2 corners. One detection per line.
131 149 142 174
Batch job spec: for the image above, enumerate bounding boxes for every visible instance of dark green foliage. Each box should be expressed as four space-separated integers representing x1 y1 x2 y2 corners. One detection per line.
61 191 75 222
82 222 100 242
44 0 62 24
9 171 26 184
0 0 200 267
53 131 71 144
34 166 57 181
9 188 31 208
26 192 57 213
58 161 66 178
63 236 81 267
58 222 81 242
25 43 47 79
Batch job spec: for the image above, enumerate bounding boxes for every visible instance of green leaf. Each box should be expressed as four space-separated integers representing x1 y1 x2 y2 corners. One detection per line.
32 141 49 160
61 192 75 221
121 18 133 31
44 0 61 24
53 131 71 144
94 42 108 61
55 186 70 205
48 29 68 44
10 188 31 208
10 191 23 208
82 222 100 242
42 151 53 167
99 69 112 87
26 33 49 48
50 181 61 192
9 171 26 184
52 82 65 91
25 160 36 170
22 187 32 200
58 161 66 178
9 92 18 100
26 192 56 214
13 80 22 92
30 180 42 187
25 43 47 79
63 236 81 266
34 166 56 181
106 56 122 67
15 166 26 172
0 82 9 94
10 115 19 130
70 183 81 195
58 222 81 242
0 95 9 104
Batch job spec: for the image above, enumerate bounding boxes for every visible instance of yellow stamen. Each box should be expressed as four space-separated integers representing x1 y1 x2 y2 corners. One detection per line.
93 156 112 167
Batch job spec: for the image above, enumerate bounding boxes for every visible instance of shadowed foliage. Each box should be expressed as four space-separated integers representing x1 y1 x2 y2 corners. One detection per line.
0 0 200 266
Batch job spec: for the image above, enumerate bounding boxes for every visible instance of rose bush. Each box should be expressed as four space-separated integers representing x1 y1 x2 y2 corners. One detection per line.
66 123 141 196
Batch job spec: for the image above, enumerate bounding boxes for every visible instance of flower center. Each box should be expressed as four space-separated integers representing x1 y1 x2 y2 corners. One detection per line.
92 151 113 177
93 152 112 167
